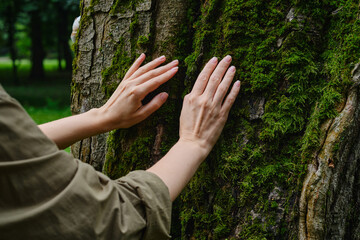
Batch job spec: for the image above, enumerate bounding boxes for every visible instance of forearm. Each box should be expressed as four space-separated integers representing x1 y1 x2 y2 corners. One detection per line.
147 139 210 201
39 109 105 149
38 55 177 150
149 56 240 202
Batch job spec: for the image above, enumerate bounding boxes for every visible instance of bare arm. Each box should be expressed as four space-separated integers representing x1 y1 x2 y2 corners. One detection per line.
147 56 241 201
39 54 179 149
39 54 240 202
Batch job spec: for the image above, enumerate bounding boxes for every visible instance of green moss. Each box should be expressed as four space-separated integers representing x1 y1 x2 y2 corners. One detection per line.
300 0 360 160
78 0 360 238
101 38 132 98
109 0 145 15
101 0 181 182
103 128 154 178
136 35 150 48
110 0 133 15
129 13 138 34
175 0 360 239
90 0 100 7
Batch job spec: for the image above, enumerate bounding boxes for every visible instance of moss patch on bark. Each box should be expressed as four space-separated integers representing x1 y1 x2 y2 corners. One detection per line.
74 0 360 238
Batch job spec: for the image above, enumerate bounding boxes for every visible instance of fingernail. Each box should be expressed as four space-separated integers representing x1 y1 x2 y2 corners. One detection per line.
235 80 241 87
171 59 179 64
210 57 218 63
160 92 168 101
158 55 166 61
171 67 178 71
225 55 232 62
139 53 145 58
229 66 236 72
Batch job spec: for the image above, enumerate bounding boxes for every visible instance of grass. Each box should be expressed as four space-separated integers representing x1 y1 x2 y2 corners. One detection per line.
25 105 71 124
25 105 72 153
0 58 72 106
0 57 72 153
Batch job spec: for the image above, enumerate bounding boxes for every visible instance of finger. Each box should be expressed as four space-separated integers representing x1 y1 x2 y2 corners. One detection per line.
123 53 146 80
133 59 179 85
135 67 178 97
128 55 167 80
136 92 169 121
221 80 241 114
191 57 218 95
107 54 147 105
203 55 232 97
213 66 236 104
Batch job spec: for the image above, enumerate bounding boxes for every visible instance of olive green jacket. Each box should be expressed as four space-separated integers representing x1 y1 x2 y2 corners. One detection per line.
0 85 172 239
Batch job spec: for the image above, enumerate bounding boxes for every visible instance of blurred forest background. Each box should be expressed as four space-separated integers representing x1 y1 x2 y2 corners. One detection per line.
0 0 79 150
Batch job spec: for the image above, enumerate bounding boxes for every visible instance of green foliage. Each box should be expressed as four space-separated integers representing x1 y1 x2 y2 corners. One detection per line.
1 58 71 88
0 0 79 60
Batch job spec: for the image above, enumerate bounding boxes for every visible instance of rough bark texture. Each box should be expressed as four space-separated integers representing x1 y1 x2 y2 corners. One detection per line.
72 0 360 239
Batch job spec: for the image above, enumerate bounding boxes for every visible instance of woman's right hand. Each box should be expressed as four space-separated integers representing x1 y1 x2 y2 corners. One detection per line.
148 56 240 200
179 55 241 153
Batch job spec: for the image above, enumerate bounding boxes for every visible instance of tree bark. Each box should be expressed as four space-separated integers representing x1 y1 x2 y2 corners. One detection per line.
72 0 360 239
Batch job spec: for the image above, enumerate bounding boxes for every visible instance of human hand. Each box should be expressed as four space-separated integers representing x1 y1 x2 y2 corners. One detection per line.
179 55 240 153
147 56 239 200
98 53 179 131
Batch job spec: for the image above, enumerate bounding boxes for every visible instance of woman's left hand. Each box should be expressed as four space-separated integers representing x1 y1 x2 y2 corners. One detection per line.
98 53 179 131
39 54 178 149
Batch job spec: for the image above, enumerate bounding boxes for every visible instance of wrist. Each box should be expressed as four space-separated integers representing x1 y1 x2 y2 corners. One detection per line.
85 108 110 134
177 138 212 160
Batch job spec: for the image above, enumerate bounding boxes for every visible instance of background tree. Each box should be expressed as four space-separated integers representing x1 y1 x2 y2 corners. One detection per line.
0 0 22 84
27 1 46 80
47 0 79 71
0 0 79 82
72 0 360 239
54 1 73 71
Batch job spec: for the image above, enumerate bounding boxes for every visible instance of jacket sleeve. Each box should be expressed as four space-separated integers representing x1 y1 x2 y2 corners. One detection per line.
116 171 172 239
0 85 172 240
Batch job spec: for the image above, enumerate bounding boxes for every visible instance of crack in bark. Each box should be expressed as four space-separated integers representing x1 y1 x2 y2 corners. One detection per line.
313 118 335 170
89 14 97 79
325 88 360 239
88 136 93 166
299 87 358 240
100 17 110 51
78 139 83 159
151 123 164 164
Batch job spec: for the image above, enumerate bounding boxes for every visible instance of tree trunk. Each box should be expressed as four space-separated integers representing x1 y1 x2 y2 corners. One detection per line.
5 3 19 85
71 0 360 239
57 37 62 71
29 9 45 80
56 3 73 72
